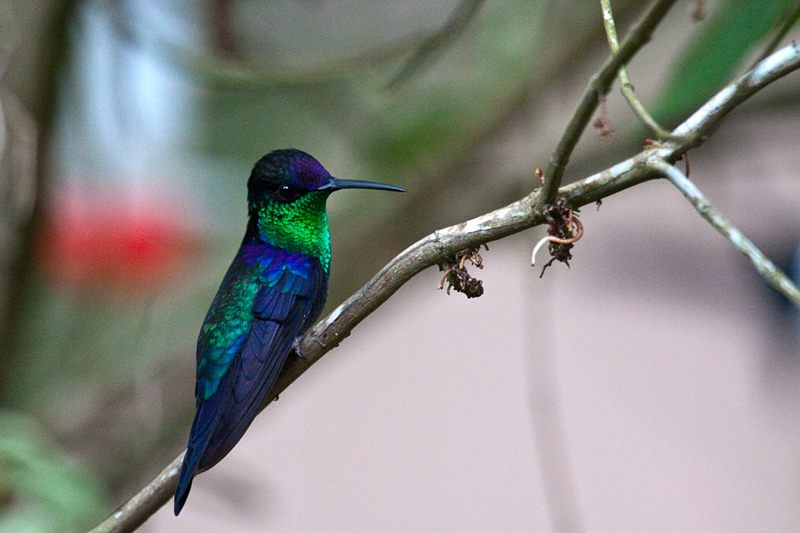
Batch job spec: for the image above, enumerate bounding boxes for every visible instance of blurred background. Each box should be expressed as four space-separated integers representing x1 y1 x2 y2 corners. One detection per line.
1 0 800 531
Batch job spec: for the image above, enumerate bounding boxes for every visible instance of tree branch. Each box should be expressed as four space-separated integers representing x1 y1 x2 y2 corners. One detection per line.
89 42 800 533
749 0 800 69
673 41 800 151
540 0 680 204
600 0 679 140
655 160 800 305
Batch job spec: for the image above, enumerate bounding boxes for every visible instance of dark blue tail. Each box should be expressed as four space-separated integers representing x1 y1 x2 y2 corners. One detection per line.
174 362 238 515
174 454 195 515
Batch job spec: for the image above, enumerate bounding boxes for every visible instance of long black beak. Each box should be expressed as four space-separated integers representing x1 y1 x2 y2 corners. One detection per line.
319 177 405 193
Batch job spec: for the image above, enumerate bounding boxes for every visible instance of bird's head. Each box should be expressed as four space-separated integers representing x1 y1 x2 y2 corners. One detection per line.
246 149 404 263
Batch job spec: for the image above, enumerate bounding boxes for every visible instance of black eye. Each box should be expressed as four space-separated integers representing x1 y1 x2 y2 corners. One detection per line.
276 185 302 203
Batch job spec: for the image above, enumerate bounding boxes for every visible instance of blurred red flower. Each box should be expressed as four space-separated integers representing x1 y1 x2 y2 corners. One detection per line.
37 190 201 295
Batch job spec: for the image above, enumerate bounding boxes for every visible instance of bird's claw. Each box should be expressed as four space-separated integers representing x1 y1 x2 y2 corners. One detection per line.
292 337 307 360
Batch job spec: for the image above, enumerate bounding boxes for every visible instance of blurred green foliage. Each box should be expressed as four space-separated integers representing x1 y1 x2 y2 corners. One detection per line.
0 411 108 533
655 0 798 127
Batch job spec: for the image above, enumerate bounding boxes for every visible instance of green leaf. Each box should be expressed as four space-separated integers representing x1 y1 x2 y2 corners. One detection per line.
654 0 796 127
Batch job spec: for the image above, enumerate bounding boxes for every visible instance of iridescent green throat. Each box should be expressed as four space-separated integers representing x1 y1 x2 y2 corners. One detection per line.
253 191 332 273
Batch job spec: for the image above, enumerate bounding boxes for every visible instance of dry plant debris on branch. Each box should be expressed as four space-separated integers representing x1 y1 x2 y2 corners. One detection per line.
437 245 488 298
531 199 584 277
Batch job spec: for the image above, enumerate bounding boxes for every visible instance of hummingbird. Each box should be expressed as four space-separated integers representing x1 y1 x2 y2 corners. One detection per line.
174 149 404 515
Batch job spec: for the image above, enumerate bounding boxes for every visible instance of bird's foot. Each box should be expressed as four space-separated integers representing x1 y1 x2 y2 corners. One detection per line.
292 337 308 360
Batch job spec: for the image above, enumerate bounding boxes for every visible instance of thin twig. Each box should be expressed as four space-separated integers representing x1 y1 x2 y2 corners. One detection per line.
89 42 800 533
600 0 681 140
654 160 800 305
386 0 486 88
541 0 680 204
